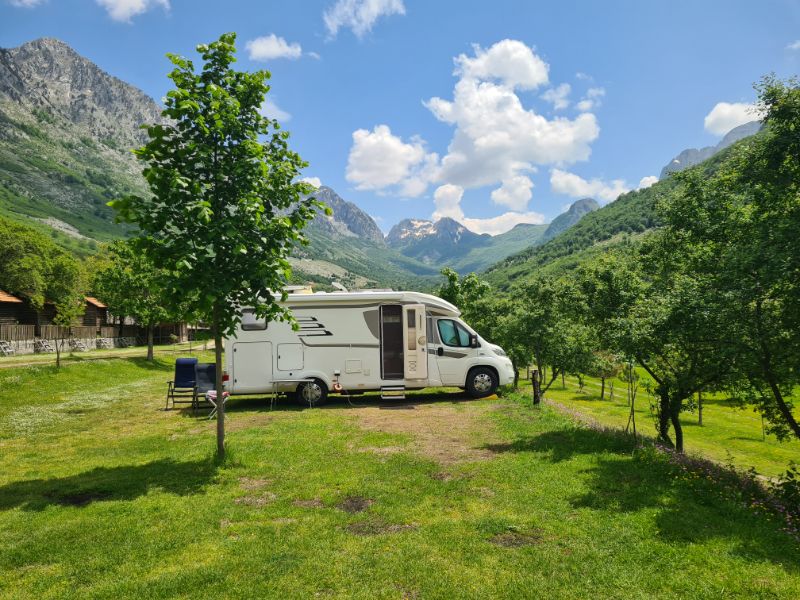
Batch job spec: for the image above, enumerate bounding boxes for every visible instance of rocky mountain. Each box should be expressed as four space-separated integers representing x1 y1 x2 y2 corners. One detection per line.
0 38 159 246
660 121 761 179
307 185 385 245
386 217 490 265
541 198 600 242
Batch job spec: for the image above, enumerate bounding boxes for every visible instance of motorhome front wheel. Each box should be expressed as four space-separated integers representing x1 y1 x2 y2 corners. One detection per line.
466 367 498 398
295 379 328 408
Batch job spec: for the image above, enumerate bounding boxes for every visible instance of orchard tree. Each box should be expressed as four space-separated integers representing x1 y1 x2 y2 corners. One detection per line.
509 276 595 393
111 33 324 457
94 241 179 361
664 76 800 441
582 242 730 452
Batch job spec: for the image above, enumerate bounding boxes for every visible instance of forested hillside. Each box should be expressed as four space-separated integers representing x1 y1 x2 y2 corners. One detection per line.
484 144 741 288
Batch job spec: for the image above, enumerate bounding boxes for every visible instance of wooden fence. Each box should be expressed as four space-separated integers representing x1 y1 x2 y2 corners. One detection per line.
0 324 35 341
39 325 97 340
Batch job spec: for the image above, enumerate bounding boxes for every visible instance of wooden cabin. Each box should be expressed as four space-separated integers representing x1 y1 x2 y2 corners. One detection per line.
83 297 109 327
0 290 24 324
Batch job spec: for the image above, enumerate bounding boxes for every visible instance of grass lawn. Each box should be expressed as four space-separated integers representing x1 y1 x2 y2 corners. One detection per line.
1 357 799 598
540 374 800 479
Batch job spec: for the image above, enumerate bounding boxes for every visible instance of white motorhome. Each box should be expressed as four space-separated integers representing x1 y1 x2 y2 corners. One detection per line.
224 291 514 406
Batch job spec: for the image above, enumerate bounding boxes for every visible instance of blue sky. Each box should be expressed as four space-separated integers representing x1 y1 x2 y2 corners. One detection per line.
2 0 799 234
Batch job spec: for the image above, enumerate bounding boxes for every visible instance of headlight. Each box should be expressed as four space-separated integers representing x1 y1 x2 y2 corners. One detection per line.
491 344 506 357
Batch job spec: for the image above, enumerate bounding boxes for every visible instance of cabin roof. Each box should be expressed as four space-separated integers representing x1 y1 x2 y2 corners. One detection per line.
282 290 460 316
85 296 107 308
0 290 23 304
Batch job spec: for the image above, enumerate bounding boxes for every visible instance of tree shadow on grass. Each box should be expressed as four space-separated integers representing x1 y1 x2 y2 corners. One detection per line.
0 458 217 511
484 426 800 569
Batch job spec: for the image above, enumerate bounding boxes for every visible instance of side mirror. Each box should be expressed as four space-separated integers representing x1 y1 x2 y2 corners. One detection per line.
469 334 479 348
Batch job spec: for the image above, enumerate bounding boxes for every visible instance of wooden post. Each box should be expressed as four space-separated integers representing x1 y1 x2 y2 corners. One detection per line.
532 369 541 406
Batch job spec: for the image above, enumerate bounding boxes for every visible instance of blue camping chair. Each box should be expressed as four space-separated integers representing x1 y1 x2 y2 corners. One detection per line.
193 363 216 413
166 357 198 410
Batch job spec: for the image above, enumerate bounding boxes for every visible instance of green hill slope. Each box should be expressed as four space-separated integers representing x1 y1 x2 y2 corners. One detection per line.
484 145 743 289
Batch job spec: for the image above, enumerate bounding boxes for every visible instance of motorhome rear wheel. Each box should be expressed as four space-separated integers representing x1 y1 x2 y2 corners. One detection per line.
295 378 328 407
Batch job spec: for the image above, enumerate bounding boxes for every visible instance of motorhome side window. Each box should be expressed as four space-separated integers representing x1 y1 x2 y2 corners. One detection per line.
241 309 267 331
437 319 470 347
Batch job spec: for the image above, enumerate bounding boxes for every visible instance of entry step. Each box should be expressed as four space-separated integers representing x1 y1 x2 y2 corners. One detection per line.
380 386 406 400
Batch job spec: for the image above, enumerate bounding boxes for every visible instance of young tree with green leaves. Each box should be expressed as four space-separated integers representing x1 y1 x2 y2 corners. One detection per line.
94 241 179 361
49 255 86 368
437 267 491 326
111 34 324 457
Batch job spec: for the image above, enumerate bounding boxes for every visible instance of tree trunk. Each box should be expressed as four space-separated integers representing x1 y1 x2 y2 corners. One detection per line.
55 335 62 368
764 369 800 441
657 390 674 448
512 361 519 389
609 380 614 400
541 367 560 393
147 324 154 361
697 391 703 426
118 316 124 338
600 377 606 400
214 319 225 459
561 371 565 389
670 397 684 453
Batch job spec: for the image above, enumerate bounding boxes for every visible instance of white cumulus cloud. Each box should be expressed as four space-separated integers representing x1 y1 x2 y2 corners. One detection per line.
300 177 322 188
346 125 438 197
259 97 291 122
576 87 605 112
638 175 659 189
462 211 546 236
323 0 405 38
490 175 534 211
425 40 599 195
95 0 169 22
787 40 800 51
703 101 761 135
454 39 549 90
432 184 465 221
431 183 545 235
550 168 629 203
9 0 44 7
246 34 302 61
540 83 571 110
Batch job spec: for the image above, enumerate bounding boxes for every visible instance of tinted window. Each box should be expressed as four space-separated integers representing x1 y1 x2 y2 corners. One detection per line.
437 319 470 347
241 309 267 331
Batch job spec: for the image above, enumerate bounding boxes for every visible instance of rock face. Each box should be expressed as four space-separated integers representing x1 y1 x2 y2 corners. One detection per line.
0 38 164 148
542 198 600 242
660 121 762 179
307 186 385 246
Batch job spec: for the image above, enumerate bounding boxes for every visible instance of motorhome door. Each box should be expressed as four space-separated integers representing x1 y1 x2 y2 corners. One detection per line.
232 341 273 393
402 304 428 379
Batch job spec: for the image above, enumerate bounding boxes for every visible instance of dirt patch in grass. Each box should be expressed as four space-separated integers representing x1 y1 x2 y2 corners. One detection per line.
238 477 272 490
346 520 417 536
490 529 543 548
226 413 278 432
337 496 374 513
357 445 405 456
234 493 277 506
352 400 501 465
293 498 324 509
